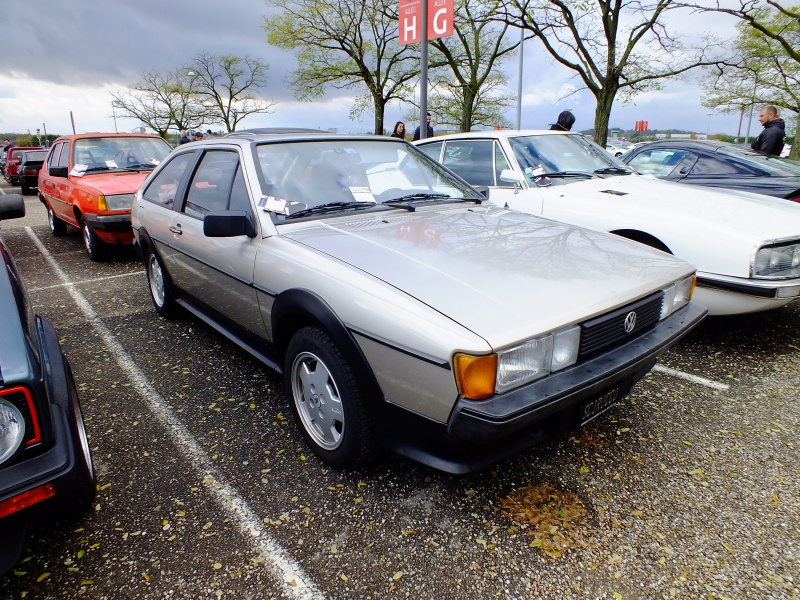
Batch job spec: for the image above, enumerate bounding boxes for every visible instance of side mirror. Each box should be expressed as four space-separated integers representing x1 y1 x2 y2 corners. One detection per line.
49 166 69 177
0 194 26 221
499 169 523 185
203 211 257 238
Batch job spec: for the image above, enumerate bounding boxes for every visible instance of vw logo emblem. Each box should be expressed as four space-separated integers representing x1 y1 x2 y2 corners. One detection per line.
624 311 637 333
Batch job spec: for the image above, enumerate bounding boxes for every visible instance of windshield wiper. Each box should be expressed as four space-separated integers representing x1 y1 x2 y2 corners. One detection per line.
594 166 632 175
534 171 594 179
383 192 451 203
284 201 376 219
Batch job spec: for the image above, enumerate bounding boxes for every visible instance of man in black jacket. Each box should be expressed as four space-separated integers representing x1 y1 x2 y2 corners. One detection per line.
751 105 785 156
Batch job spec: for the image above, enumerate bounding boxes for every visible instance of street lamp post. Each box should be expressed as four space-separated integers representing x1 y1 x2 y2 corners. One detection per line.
706 112 713 138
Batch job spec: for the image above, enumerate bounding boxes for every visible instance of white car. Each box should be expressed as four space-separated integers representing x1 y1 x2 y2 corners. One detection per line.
605 139 633 157
782 143 791 158
416 130 800 316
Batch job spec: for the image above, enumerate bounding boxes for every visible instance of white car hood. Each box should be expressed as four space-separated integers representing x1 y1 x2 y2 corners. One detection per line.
281 205 692 347
541 175 800 277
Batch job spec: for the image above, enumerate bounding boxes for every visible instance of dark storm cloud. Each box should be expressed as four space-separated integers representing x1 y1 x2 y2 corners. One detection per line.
1 0 296 99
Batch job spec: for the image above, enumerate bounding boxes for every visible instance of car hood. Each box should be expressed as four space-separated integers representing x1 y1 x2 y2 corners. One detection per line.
280 204 693 346
73 172 151 196
565 174 800 242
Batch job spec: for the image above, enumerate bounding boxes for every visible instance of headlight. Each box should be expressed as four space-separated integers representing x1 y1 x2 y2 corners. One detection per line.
455 326 580 399
661 274 695 320
98 193 135 211
0 399 25 465
753 242 800 279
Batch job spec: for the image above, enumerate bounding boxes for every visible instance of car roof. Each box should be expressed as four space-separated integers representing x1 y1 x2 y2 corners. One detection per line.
52 132 165 142
192 133 409 146
414 130 564 142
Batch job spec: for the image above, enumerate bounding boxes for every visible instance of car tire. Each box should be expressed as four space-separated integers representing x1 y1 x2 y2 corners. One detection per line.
81 218 105 261
145 248 177 318
47 204 68 236
285 326 375 469
20 183 30 195
59 365 97 516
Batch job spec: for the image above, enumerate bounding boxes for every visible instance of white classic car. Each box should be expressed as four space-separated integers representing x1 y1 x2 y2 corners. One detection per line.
416 130 800 315
131 134 705 473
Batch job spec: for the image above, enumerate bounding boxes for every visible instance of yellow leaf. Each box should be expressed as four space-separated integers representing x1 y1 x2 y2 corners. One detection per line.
213 563 222 570
339 573 349 582
80 580 94 586
579 465 589 474
683 440 693 446
613 593 623 600
37 572 50 582
392 571 404 581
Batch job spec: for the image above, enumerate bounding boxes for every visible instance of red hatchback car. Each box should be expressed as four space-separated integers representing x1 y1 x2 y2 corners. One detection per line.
38 133 172 260
4 146 43 185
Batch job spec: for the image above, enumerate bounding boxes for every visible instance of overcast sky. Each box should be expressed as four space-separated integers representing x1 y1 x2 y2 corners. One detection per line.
0 1 758 140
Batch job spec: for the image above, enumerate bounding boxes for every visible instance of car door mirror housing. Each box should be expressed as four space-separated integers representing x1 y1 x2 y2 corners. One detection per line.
49 166 69 177
203 211 257 238
499 169 523 185
0 194 25 221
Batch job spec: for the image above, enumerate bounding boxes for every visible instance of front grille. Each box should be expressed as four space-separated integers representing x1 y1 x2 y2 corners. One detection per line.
578 291 663 358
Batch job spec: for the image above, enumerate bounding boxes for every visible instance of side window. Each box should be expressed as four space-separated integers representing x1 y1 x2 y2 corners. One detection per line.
47 143 62 169
691 155 743 176
494 142 513 186
229 165 252 213
184 150 239 219
442 140 495 186
627 149 693 176
417 141 443 161
142 152 195 209
57 142 70 169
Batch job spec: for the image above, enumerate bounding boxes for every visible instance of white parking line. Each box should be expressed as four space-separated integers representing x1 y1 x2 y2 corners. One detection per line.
652 364 730 391
29 271 145 292
25 227 324 600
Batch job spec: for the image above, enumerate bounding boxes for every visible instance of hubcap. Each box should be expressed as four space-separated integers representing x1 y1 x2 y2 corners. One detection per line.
147 254 165 307
291 351 344 450
82 223 93 254
48 207 55 231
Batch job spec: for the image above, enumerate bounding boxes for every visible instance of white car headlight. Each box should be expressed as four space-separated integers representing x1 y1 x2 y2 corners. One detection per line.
496 326 580 394
753 242 800 279
0 399 25 465
661 274 696 320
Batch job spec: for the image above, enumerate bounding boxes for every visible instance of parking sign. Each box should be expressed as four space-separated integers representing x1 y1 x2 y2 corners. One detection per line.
398 0 453 46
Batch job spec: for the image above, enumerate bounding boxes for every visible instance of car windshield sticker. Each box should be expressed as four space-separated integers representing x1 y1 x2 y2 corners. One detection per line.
147 158 160 166
525 166 545 178
70 164 88 177
106 160 118 169
349 187 376 203
259 195 307 215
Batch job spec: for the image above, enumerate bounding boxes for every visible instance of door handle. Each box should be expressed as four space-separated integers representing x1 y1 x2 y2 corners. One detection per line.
169 225 182 235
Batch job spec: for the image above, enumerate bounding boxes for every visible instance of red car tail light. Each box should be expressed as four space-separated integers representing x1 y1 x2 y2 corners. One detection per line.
0 386 41 447
0 483 56 518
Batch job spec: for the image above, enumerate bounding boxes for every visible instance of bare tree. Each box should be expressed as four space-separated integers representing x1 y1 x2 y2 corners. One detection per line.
111 70 208 138
187 53 276 133
429 0 524 132
502 0 724 146
264 0 420 134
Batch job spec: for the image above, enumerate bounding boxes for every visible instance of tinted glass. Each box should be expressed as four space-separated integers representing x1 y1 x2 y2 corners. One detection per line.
441 140 496 186
627 149 694 176
57 142 70 169
20 151 47 162
48 144 62 168
254 139 478 217
184 151 239 219
142 151 195 210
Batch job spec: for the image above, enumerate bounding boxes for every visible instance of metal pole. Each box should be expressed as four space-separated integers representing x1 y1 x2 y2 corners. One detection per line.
515 26 524 130
419 0 429 139
744 80 757 145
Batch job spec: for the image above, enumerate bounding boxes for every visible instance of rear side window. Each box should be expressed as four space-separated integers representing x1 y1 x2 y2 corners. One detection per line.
47 143 62 169
142 152 195 210
442 140 496 186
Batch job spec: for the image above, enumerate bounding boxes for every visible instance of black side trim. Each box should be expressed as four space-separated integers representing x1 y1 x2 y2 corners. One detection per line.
348 326 451 370
696 276 776 298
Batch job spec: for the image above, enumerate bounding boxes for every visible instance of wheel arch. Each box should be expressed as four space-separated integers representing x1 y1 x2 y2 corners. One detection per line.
271 288 383 402
611 229 673 254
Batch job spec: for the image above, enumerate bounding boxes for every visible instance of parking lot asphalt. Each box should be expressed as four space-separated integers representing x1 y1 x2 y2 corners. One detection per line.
0 181 798 600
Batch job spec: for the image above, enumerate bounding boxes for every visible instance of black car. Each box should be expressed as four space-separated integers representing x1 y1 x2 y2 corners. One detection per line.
0 195 96 575
17 149 48 196
621 140 800 201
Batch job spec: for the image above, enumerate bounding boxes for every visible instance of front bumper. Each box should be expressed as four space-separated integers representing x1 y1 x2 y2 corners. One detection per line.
380 302 707 474
697 272 800 299
83 211 132 234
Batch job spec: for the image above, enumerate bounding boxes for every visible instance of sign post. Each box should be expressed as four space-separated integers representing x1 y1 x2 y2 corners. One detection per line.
398 0 453 139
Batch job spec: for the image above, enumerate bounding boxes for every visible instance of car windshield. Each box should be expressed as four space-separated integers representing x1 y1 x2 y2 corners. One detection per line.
72 136 172 173
254 139 481 219
508 134 629 184
21 150 48 162
716 143 800 176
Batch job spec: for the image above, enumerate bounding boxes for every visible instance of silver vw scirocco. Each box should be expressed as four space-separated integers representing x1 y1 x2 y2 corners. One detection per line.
131 134 706 473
